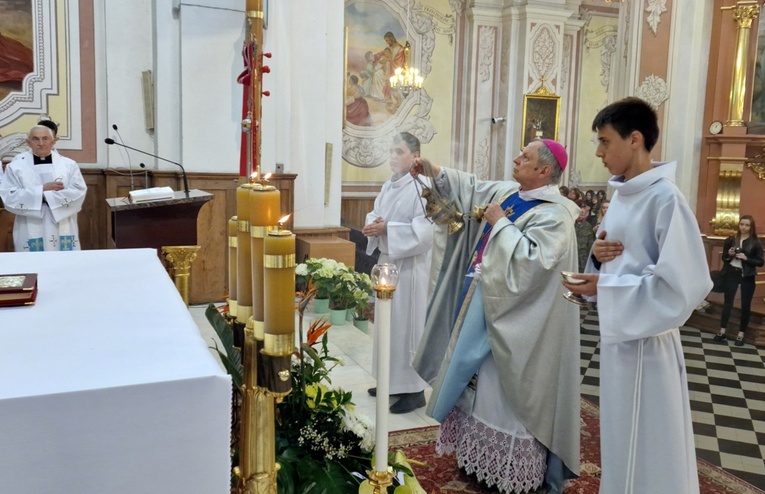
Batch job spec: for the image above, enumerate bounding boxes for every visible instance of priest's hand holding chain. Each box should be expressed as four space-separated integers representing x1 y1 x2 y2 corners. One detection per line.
410 157 441 178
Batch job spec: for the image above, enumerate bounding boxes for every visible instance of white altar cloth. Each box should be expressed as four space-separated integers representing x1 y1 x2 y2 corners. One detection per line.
0 249 231 493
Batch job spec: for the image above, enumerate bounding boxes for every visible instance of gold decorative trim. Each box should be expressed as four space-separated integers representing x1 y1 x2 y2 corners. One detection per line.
246 10 264 19
228 298 238 318
710 166 742 236
161 245 201 306
374 286 397 300
237 304 253 325
263 333 294 356
251 225 277 238
746 162 765 179
744 147 765 180
722 2 760 126
238 220 250 233
264 254 296 268
229 236 238 247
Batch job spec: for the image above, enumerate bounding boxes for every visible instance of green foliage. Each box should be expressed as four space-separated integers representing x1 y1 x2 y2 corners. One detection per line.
205 303 242 389
276 328 373 493
353 271 374 320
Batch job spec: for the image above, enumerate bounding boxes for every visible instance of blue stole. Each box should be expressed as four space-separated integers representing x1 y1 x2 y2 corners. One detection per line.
27 236 76 251
430 192 546 422
59 236 76 251
28 238 44 252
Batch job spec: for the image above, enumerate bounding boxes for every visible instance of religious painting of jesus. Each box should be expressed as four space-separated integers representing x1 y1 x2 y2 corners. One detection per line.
344 1 409 128
521 92 560 147
0 1 34 102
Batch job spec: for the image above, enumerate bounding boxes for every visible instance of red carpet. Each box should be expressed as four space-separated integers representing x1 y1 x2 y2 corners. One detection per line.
389 399 764 493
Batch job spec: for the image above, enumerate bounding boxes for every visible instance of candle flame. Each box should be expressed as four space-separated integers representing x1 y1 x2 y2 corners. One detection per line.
278 214 291 225
264 172 272 181
250 172 258 184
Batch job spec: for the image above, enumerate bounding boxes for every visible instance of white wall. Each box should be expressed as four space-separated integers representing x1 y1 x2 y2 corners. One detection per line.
98 0 155 170
96 0 345 228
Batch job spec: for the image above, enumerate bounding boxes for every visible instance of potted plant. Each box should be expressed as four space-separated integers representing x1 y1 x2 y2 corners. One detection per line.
328 264 356 325
352 271 374 332
296 258 342 314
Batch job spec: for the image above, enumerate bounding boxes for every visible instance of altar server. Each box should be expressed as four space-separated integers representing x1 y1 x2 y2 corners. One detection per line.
412 138 580 493
363 132 434 414
564 97 712 493
0 125 87 251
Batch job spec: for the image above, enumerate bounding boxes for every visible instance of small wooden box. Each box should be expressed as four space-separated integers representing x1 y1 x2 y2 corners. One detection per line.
296 236 356 268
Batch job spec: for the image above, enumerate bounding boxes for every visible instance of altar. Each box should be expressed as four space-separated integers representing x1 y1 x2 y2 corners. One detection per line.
0 249 231 493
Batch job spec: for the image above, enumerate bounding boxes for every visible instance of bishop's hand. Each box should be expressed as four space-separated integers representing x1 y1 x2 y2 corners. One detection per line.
411 157 440 178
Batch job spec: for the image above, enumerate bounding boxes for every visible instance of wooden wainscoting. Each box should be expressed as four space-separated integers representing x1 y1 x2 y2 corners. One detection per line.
0 209 13 252
341 185 380 230
0 169 297 304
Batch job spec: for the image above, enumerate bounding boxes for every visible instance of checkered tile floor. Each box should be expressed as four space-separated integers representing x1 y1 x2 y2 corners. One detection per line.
579 308 765 490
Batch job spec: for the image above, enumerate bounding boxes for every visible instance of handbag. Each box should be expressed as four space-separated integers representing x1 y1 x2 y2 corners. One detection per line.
710 264 729 293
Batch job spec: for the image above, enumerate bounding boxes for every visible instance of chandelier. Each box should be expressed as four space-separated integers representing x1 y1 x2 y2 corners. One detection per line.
389 0 422 97
390 42 423 97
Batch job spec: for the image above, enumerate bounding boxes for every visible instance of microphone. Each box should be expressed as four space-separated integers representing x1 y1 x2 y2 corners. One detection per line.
104 138 189 196
110 124 135 190
139 162 149 188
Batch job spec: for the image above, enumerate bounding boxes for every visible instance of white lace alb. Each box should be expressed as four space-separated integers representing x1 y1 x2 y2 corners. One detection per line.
436 408 547 493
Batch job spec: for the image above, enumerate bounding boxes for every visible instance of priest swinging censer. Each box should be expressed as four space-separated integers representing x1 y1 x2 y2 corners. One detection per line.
412 167 492 234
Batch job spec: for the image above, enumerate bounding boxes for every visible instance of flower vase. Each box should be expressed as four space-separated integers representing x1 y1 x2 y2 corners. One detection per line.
353 318 369 333
330 308 347 326
314 297 330 314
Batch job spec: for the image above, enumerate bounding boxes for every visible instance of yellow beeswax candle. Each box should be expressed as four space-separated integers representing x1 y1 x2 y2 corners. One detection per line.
249 185 280 227
263 230 296 335
246 0 260 12
250 186 281 322
228 215 238 304
236 184 254 319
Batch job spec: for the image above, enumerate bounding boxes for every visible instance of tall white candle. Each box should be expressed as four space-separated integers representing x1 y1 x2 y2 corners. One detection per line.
374 295 392 473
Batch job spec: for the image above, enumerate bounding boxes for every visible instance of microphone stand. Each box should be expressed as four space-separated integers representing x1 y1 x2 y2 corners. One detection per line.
105 139 190 197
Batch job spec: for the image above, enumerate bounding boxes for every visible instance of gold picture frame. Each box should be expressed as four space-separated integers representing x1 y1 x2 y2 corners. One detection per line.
521 90 561 146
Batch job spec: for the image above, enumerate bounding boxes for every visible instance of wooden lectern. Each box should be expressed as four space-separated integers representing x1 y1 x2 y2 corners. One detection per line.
106 190 213 304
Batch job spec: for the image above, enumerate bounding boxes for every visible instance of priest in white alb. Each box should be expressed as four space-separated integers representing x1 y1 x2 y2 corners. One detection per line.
0 124 87 251
564 97 712 493
363 131 433 414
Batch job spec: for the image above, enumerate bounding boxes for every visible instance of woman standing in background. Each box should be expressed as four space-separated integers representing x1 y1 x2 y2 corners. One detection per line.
714 215 764 346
